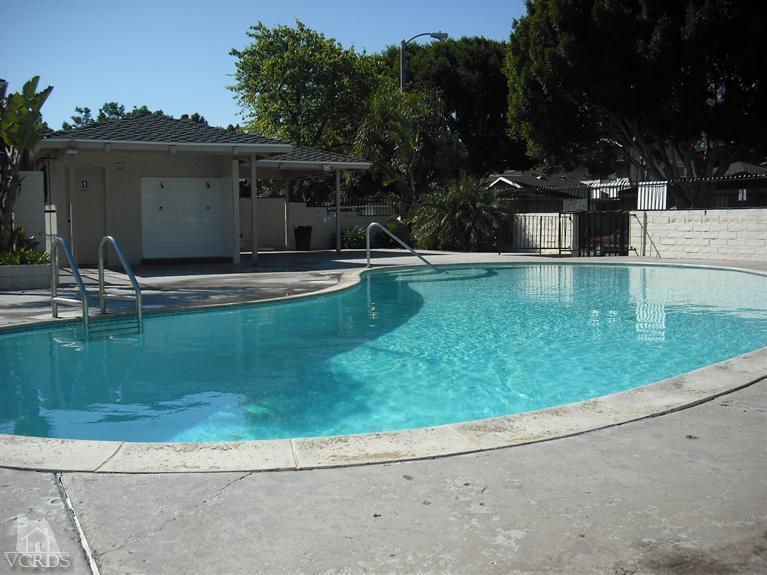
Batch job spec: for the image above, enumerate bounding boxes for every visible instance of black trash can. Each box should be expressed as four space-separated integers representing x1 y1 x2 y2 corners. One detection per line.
294 226 312 251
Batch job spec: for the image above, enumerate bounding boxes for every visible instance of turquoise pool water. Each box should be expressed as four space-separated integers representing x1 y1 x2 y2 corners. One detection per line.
1 264 765 442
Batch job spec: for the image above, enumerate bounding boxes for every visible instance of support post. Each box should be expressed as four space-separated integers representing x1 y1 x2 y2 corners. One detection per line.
641 211 647 257
66 151 77 259
231 158 241 264
400 39 406 92
250 154 258 265
335 169 341 253
284 178 291 249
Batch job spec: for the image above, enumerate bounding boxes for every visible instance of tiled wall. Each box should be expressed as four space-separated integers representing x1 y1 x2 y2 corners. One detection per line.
629 209 767 261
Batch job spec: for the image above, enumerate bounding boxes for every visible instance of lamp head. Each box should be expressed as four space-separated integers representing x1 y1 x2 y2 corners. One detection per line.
430 32 448 41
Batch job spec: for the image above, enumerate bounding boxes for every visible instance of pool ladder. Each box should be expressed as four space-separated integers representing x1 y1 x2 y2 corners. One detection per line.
51 235 143 337
365 222 440 272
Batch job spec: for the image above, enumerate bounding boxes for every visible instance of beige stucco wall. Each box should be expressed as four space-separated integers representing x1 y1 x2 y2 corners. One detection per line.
239 199 392 251
629 209 767 261
15 171 45 241
48 151 233 264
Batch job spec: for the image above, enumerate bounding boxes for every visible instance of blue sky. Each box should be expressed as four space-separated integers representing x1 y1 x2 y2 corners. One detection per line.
0 0 526 130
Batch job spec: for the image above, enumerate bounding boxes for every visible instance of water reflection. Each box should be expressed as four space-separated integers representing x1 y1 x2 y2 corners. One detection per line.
1 264 765 442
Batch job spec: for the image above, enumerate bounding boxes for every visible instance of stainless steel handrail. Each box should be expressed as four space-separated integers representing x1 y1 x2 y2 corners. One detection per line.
98 235 143 327
50 236 90 336
365 222 440 272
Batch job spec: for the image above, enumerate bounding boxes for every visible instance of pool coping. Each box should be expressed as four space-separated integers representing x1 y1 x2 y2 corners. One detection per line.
1 260 766 473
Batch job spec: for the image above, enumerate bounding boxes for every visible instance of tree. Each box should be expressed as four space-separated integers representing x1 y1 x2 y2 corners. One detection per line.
391 38 531 176
179 112 208 125
354 78 464 216
230 20 380 151
506 0 767 180
61 106 94 130
61 102 203 130
97 101 126 123
410 175 506 251
0 76 53 228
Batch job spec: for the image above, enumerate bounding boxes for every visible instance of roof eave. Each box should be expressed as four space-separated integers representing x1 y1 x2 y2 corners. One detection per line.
35 138 293 156
256 159 372 171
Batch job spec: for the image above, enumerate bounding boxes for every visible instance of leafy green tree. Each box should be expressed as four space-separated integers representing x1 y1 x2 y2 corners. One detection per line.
410 175 506 251
230 20 380 151
354 78 464 216
61 106 94 130
0 76 53 228
506 0 767 179
97 101 126 122
179 112 208 125
61 102 203 130
387 38 531 176
123 104 167 119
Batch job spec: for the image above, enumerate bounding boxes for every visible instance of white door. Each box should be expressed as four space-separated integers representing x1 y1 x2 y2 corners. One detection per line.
141 178 232 260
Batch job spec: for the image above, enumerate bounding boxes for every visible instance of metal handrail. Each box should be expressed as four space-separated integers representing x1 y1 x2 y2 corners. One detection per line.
365 222 440 272
50 236 90 336
98 235 143 326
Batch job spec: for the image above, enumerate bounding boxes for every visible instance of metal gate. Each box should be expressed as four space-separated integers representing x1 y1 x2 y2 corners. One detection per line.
497 213 573 255
574 212 630 257
498 212 629 256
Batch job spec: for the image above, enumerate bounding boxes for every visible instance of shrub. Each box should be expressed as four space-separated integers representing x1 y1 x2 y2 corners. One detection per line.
341 226 366 249
409 176 506 251
0 246 49 264
0 225 49 264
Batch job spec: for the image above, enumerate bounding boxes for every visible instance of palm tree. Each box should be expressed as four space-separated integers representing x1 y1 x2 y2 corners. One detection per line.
410 175 506 251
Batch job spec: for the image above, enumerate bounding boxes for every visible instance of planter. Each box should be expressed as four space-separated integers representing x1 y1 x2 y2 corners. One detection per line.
0 264 51 290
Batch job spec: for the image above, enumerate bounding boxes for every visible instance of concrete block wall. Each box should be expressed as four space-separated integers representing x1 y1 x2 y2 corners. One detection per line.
630 209 767 261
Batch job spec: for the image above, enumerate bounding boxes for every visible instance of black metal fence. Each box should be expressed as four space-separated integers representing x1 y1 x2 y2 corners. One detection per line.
497 212 630 257
574 212 630 257
496 188 590 214
494 175 767 213
659 176 767 210
497 213 573 254
304 196 395 216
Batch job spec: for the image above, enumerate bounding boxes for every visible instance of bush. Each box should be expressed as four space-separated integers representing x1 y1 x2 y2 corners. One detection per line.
409 176 507 251
341 226 366 249
0 226 49 264
0 247 49 264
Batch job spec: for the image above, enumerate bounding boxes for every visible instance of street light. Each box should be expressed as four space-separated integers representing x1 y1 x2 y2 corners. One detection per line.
400 31 448 92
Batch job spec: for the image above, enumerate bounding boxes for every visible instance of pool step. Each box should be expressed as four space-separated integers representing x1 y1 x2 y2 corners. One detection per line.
88 317 142 339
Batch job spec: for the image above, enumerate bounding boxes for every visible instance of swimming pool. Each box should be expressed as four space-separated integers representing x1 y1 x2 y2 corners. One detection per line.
1 263 765 443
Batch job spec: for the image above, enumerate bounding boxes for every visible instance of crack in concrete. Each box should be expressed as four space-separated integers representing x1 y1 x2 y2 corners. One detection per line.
56 473 101 575
93 442 124 472
97 471 254 559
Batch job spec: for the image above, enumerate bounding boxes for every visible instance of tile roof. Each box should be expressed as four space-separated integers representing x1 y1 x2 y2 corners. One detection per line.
45 114 289 146
268 145 369 165
488 171 588 191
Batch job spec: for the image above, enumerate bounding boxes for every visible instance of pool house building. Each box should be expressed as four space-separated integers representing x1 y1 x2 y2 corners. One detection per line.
33 115 372 266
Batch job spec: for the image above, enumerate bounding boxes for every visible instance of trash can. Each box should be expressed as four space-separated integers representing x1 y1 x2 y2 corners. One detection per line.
294 226 312 251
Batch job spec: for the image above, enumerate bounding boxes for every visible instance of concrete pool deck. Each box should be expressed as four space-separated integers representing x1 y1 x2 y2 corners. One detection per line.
1 251 766 572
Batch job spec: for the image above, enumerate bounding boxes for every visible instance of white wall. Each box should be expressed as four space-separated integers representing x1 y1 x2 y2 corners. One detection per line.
14 171 45 243
240 199 390 251
141 177 232 259
630 209 767 261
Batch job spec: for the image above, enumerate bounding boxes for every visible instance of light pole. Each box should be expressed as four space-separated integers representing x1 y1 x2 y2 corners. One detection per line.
400 31 448 92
